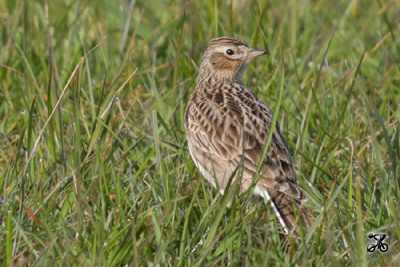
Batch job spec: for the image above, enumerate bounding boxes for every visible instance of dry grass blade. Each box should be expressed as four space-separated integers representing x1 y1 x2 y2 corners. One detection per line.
22 38 106 175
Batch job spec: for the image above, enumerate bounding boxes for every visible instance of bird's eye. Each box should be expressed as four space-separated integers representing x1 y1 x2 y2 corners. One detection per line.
226 49 235 56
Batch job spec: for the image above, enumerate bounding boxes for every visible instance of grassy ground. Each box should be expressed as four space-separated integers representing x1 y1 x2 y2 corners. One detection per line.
0 0 400 266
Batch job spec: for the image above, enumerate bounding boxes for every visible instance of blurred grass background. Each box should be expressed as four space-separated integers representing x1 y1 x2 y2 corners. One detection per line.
0 0 400 266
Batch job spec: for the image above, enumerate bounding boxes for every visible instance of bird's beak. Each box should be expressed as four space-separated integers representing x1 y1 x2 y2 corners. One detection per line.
247 49 268 59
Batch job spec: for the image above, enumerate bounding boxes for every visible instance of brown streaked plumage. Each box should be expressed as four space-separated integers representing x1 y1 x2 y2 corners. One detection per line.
184 36 311 235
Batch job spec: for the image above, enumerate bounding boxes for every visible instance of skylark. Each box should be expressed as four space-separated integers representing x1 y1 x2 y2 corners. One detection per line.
184 37 310 235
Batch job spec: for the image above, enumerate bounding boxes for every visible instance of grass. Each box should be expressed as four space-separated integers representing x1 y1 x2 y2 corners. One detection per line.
0 0 400 266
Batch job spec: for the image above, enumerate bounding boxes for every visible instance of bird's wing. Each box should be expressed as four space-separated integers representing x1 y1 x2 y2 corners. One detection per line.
185 84 307 202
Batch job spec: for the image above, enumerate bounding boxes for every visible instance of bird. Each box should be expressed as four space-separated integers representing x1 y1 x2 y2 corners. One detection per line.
184 36 311 235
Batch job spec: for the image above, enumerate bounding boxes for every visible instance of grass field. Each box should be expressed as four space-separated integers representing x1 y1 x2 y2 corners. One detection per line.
1 0 400 266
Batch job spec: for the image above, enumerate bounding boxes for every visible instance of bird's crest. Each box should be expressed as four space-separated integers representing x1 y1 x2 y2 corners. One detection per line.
208 37 248 47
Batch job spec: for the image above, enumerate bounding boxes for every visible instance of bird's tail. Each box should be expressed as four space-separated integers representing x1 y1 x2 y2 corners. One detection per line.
271 190 311 236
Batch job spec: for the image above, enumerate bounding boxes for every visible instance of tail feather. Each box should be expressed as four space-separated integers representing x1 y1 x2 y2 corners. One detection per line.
254 185 311 236
271 191 311 236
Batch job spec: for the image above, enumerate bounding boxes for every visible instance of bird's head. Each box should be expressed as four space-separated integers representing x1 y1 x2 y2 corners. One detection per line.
198 37 268 83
